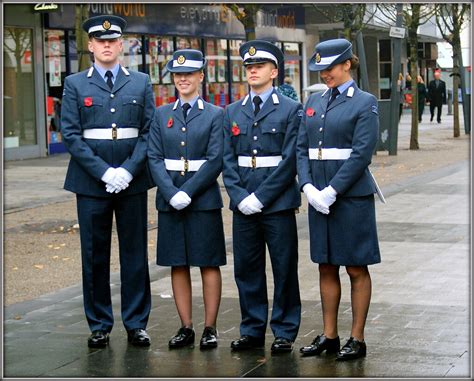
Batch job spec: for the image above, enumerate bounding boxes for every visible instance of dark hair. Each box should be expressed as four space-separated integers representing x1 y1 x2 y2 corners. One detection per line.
349 54 359 70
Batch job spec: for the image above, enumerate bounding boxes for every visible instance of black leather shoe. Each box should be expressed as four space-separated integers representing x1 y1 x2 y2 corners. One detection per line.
300 334 340 357
169 327 195 348
127 328 151 347
336 337 367 361
200 326 218 349
88 330 109 348
271 337 293 353
230 335 264 351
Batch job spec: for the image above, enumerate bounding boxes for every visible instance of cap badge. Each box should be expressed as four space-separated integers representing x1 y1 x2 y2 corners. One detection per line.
177 55 186 65
315 53 321 63
249 46 256 56
102 20 111 30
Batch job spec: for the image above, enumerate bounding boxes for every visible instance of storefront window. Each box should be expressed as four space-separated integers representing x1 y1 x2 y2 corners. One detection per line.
229 39 247 102
43 29 68 153
282 42 301 101
205 38 228 106
146 35 175 106
3 27 37 147
122 34 144 72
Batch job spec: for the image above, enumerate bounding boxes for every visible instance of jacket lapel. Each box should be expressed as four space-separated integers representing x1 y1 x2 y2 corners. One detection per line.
88 67 110 92
254 90 278 122
241 94 254 121
111 66 131 93
185 98 204 124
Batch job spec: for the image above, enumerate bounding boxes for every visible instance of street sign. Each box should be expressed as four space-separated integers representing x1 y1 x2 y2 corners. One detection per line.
389 26 406 39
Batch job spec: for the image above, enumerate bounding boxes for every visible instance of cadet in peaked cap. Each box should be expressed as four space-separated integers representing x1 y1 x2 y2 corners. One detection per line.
308 38 353 72
165 49 207 73
62 13 154 349
239 39 284 67
223 38 303 354
148 47 225 350
297 37 381 360
82 14 127 39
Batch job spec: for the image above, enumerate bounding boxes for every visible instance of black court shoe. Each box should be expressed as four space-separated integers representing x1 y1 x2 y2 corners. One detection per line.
169 327 195 348
200 326 218 349
299 334 340 356
271 337 293 353
336 337 367 361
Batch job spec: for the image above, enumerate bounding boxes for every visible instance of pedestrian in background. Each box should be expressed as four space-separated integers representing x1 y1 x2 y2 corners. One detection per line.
61 15 154 348
278 76 299 101
223 40 303 353
297 38 381 361
397 73 404 119
417 75 428 122
147 49 226 350
427 69 447 123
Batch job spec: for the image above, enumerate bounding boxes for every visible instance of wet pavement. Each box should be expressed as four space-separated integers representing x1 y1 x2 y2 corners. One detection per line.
3 155 470 378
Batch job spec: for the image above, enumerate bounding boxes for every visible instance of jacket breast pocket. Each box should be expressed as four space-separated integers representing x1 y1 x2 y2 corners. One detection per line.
261 122 286 152
231 123 249 154
79 97 104 127
122 95 144 126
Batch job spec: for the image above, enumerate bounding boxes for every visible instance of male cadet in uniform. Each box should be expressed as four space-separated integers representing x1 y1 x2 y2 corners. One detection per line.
61 15 154 348
222 40 303 353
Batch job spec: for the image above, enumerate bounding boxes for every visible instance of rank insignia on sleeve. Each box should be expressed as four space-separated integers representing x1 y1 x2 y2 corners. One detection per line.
371 105 378 115
297 109 304 118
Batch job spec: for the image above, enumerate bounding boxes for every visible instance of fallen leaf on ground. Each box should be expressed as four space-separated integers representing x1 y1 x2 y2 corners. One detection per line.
34 265 44 269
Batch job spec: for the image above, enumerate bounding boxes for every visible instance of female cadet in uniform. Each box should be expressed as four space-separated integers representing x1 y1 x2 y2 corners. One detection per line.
147 49 226 349
297 38 381 360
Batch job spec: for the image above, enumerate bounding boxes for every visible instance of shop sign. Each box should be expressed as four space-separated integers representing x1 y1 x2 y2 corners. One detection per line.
34 3 59 12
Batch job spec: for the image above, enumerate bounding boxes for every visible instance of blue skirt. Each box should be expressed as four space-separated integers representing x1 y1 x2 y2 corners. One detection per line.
156 209 227 267
308 195 381 266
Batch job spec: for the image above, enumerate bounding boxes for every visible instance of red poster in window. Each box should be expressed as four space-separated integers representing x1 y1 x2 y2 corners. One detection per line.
23 50 31 64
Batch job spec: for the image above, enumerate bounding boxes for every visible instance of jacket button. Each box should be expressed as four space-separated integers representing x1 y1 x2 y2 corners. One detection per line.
319 141 322 146
181 157 185 160
133 99 137 104
253 136 258 141
181 141 185 146
182 127 186 132
111 123 117 128
321 114 325 119
319 128 323 132
110 108 116 113
180 171 185 176
110 94 114 98
272 128 276 132
253 149 257 154
253 122 258 127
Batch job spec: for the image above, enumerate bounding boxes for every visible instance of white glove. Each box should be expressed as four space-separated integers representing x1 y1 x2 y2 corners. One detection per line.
237 193 263 215
111 167 133 191
320 186 337 207
102 168 119 193
303 183 329 215
169 191 191 210
101 167 116 184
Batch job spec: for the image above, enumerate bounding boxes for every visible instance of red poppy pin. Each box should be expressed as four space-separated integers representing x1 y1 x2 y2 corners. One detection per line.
84 97 93 107
231 122 240 136
306 107 315 117
167 117 173 128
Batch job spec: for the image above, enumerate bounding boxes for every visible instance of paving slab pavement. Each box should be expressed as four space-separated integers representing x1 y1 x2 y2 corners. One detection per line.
3 156 470 378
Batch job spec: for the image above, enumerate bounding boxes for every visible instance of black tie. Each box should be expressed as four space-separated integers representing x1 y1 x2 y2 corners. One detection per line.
182 103 191 120
328 88 339 106
253 96 262 116
105 70 113 90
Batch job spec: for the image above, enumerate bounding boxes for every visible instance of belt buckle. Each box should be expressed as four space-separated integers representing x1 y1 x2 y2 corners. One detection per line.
184 160 189 172
318 148 322 160
112 126 117 140
251 156 257 169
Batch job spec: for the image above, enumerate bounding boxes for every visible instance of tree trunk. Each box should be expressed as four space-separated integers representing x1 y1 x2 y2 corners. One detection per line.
408 32 419 149
452 52 460 137
75 5 90 72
